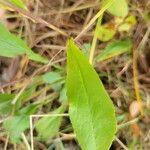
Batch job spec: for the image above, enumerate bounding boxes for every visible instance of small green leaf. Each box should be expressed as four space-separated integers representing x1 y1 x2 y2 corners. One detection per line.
0 93 15 115
35 105 65 141
97 39 132 62
103 0 128 17
3 101 40 143
67 39 117 150
27 51 48 64
9 0 27 10
42 71 64 90
0 23 48 64
97 25 116 42
59 86 67 102
118 15 137 32
17 103 40 115
42 72 62 84
82 43 91 57
3 116 29 143
18 84 36 102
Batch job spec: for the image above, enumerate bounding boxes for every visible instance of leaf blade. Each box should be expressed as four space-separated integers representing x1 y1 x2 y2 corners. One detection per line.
35 105 65 141
103 0 128 17
67 39 117 150
3 116 29 143
9 0 27 10
3 102 40 143
0 23 48 64
97 38 132 62
0 93 15 115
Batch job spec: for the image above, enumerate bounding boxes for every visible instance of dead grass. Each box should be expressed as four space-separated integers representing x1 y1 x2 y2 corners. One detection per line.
0 0 150 149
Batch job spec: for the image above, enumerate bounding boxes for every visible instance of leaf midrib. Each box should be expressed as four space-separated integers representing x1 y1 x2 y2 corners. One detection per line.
71 46 98 150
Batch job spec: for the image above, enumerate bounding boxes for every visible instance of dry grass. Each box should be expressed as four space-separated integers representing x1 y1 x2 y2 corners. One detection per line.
0 0 150 149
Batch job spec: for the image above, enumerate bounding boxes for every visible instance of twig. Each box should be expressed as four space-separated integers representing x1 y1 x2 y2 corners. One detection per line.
74 0 115 41
31 113 69 118
118 118 139 129
21 133 31 150
11 48 65 105
55 133 75 141
4 135 9 150
29 116 34 150
47 2 99 14
138 24 150 51
1 57 66 89
132 25 144 115
29 113 69 150
89 14 103 65
11 85 27 105
0 0 68 37
115 137 129 150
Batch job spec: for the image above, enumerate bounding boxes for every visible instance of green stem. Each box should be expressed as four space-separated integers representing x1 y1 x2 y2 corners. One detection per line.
89 15 103 65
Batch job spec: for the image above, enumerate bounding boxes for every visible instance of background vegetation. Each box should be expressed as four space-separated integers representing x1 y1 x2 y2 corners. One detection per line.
0 0 149 149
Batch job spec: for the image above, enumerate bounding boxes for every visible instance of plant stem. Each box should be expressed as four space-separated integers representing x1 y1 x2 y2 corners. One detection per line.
31 113 69 118
75 0 115 41
132 25 144 116
29 116 34 150
21 133 31 150
89 15 103 65
89 0 114 64
0 0 68 37
118 118 139 129
115 137 129 150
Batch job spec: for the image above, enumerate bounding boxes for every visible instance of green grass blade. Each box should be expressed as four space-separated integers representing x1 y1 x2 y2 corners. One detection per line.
9 0 27 10
96 38 132 62
0 23 48 64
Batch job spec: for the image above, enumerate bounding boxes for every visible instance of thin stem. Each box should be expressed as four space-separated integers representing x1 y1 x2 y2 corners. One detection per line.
89 15 103 65
47 2 99 14
133 48 143 115
115 137 129 150
0 0 68 37
118 118 139 129
21 133 31 150
11 85 27 105
31 113 69 118
4 135 9 150
29 116 34 150
74 0 115 41
132 25 144 116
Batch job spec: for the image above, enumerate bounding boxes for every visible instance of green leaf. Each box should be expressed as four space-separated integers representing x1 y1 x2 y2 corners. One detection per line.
97 25 116 42
42 72 62 84
118 15 137 32
3 116 29 143
67 39 117 150
35 105 65 141
82 43 91 57
9 0 27 10
0 23 48 64
0 93 15 115
42 71 64 90
97 39 132 62
3 100 40 143
103 0 128 17
59 86 67 102
18 84 36 102
17 103 40 115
